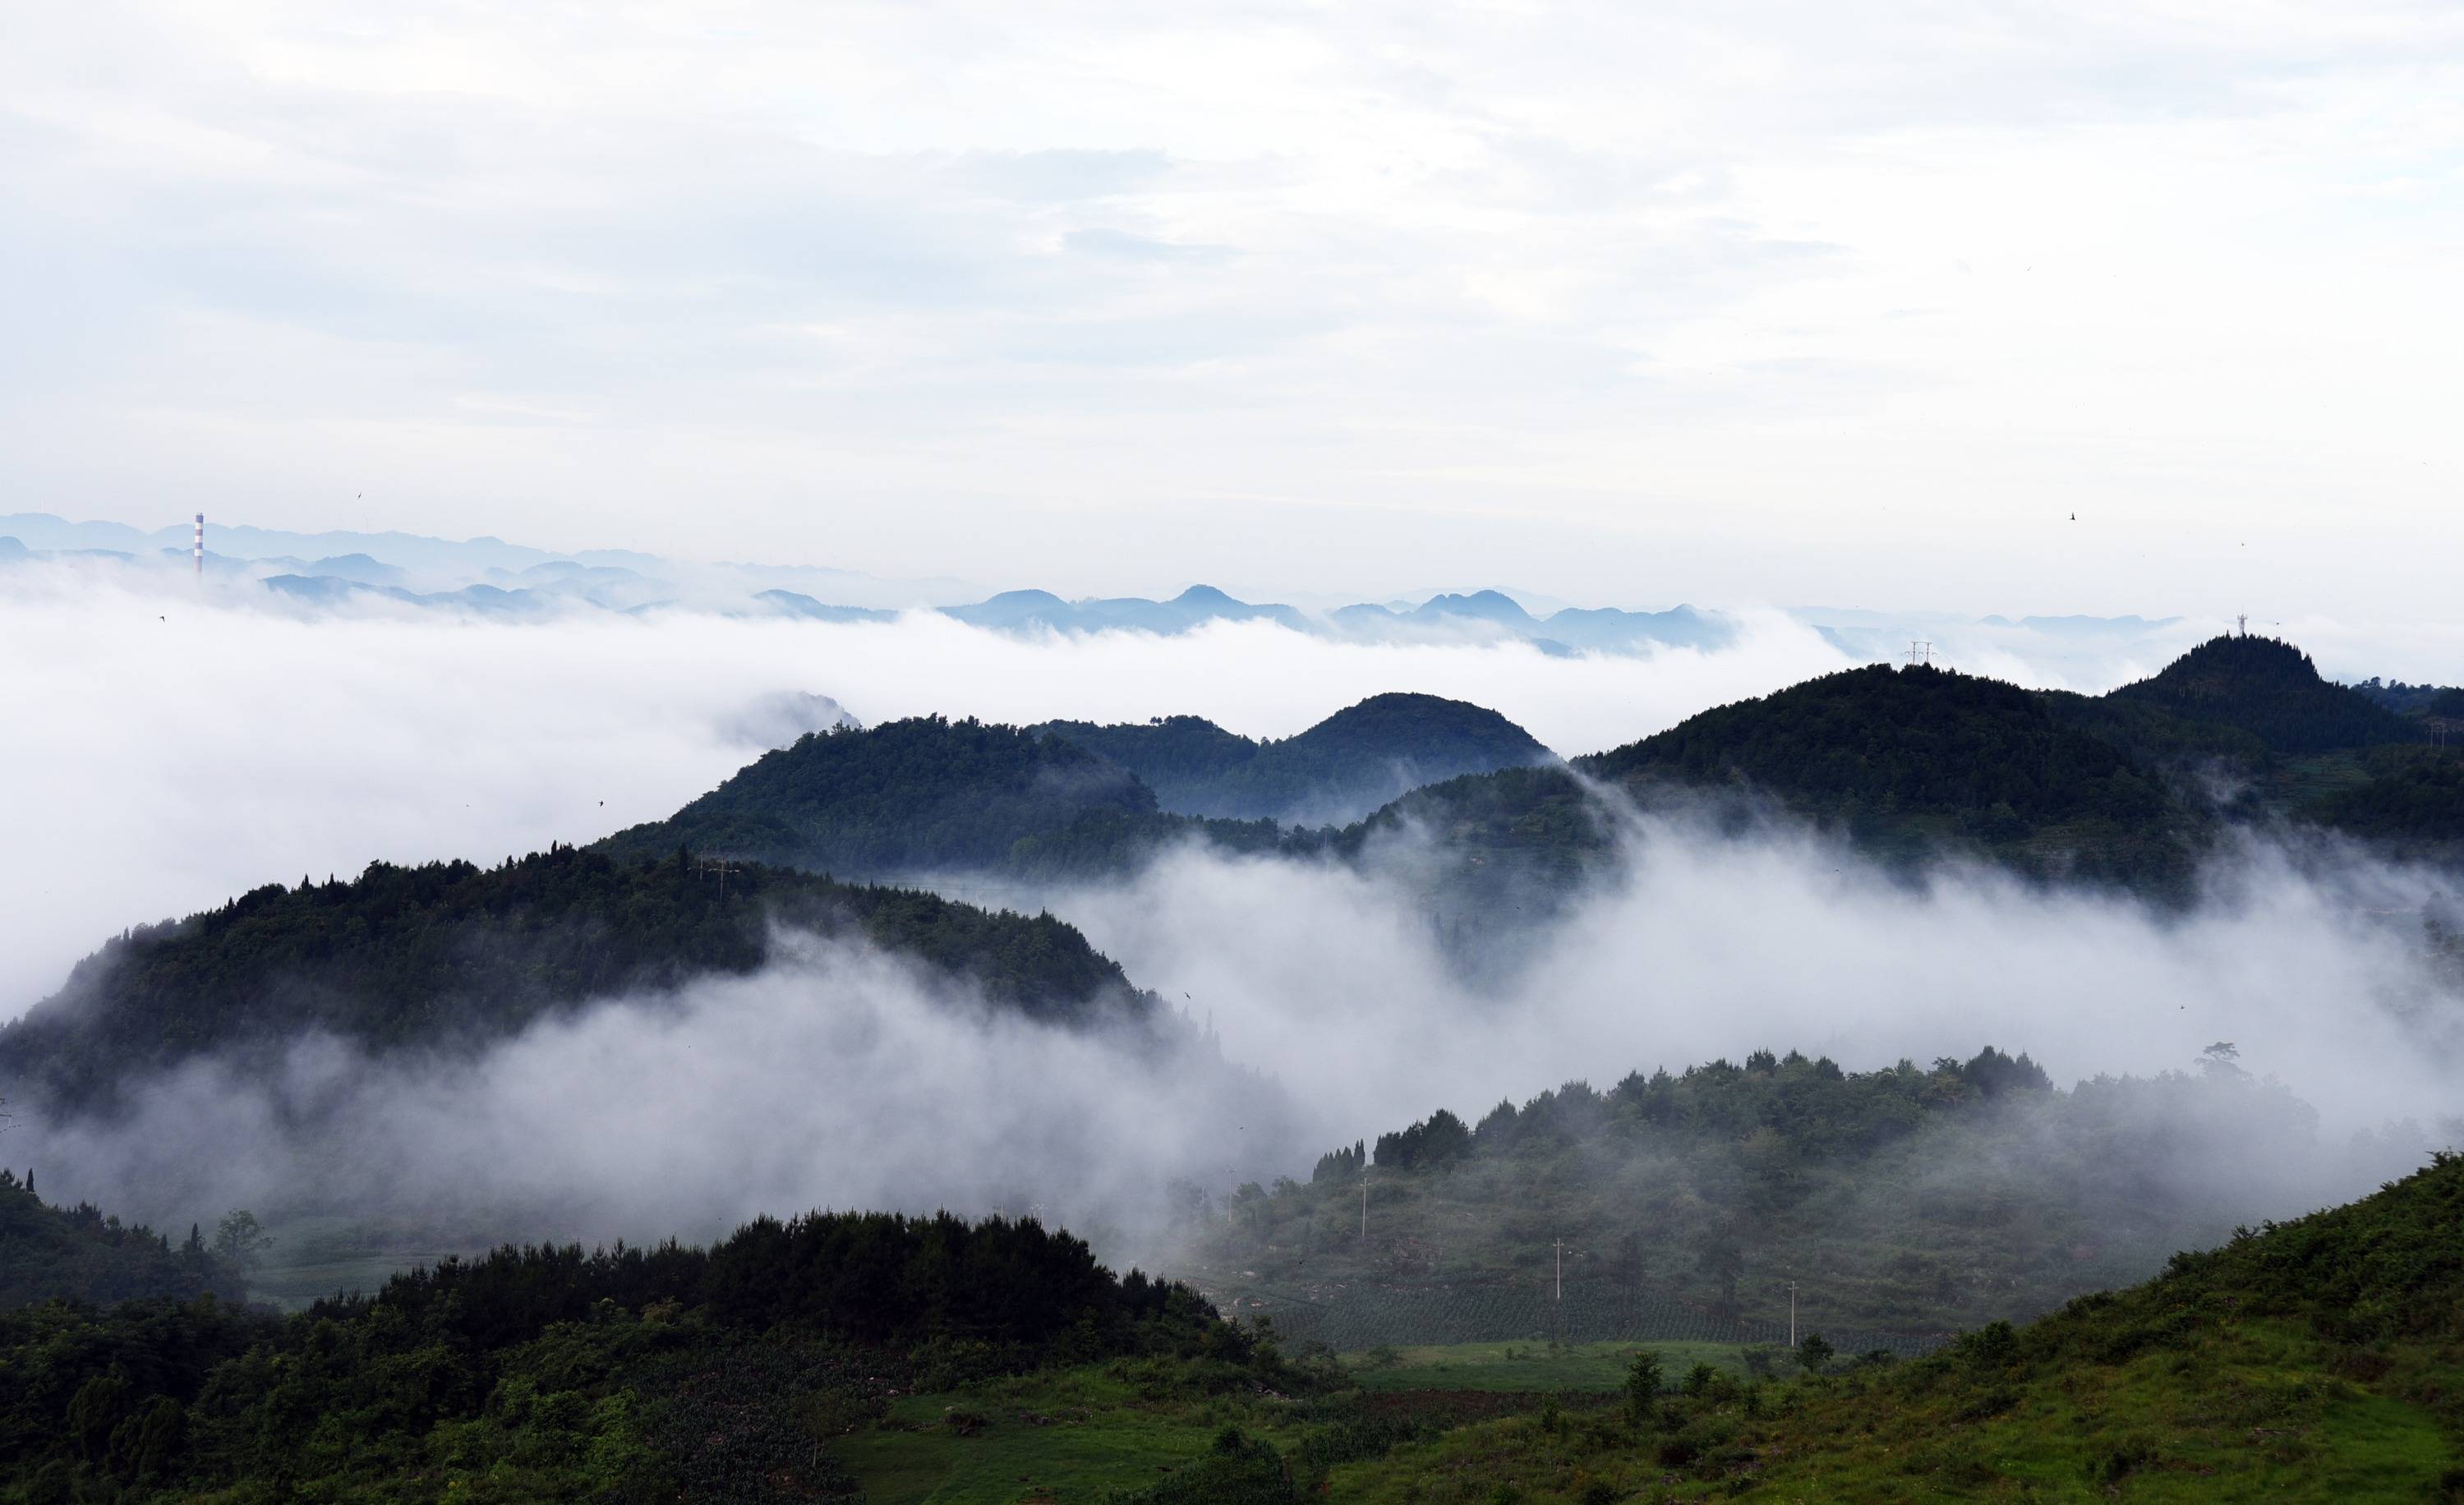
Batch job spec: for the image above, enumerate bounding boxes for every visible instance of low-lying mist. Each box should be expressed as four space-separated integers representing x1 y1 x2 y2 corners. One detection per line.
1 569 1845 1015
1056 809 2464 1148
21 928 1298 1264
19 798 2462 1287
7 566 2462 1296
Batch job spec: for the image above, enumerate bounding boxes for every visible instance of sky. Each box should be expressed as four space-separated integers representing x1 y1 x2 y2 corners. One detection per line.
3 2 2462 614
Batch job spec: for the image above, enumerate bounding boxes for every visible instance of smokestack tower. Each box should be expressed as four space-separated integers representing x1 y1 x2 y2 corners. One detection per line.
193 513 204 579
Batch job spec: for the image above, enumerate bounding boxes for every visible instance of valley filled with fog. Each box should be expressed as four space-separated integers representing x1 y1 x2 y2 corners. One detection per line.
7 565 2458 1305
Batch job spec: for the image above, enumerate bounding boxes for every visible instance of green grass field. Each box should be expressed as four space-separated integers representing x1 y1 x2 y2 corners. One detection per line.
836 1365 1294 1504
1317 1318 2463 1503
1341 1340 1762 1393
244 1214 478 1310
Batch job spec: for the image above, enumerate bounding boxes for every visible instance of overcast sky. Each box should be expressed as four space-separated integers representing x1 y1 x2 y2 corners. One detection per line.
4 2 2460 614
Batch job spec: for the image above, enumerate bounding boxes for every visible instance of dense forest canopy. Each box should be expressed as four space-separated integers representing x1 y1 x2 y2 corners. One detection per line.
1567 664 2208 886
0 845 1147 1115
0 1206 1253 1502
2307 755 2464 844
1582 665 2172 830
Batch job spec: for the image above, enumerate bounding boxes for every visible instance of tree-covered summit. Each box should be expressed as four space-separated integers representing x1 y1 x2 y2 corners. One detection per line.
2107 632 2410 754
1572 664 2199 882
0 844 1147 1115
592 715 1172 875
1039 692 1556 824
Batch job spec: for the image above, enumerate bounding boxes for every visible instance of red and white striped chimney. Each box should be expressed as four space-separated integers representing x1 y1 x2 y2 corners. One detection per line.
193 513 204 578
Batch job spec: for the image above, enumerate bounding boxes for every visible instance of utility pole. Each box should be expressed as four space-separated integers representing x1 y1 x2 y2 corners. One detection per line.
1360 1165 1370 1242
1788 1282 1798 1348
1550 1239 1566 1355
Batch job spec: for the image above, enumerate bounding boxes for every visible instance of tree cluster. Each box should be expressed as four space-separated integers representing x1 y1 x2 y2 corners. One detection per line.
0 1207 1243 1501
0 1171 245 1310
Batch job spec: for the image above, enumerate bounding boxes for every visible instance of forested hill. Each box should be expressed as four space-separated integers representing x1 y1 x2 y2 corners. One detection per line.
1339 636 2457 897
591 713 1312 878
0 1170 246 1309
1577 664 2203 881
1193 1043 2416 1342
2107 632 2409 753
1039 692 1556 823
0 845 1147 1114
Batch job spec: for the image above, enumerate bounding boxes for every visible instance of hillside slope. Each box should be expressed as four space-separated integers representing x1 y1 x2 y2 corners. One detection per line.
0 845 1147 1114
2310 755 2464 846
1188 1046 2408 1344
1324 1151 2464 1502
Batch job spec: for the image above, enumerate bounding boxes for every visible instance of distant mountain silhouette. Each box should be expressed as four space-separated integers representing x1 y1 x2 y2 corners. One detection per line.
1039 692 1556 824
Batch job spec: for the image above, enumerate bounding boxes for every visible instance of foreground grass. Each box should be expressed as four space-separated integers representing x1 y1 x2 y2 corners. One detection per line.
837 1362 1320 1504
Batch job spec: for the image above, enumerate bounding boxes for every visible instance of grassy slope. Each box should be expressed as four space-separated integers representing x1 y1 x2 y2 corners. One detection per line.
1322 1153 2464 1503
836 1368 1245 1505
1343 1341 1757 1395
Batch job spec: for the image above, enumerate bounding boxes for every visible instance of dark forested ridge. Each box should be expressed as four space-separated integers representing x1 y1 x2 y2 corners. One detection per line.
591 712 1321 879
1039 692 1556 824
1348 635 2457 898
1573 663 2205 884
0 1206 1260 1502
2108 633 2410 754
0 844 1147 1115
0 1171 245 1309
592 715 1180 876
